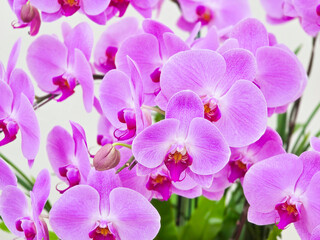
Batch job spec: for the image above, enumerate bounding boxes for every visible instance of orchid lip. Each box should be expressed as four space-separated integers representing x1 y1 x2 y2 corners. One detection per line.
115 108 136 140
164 144 192 182
89 221 116 240
201 96 221 122
275 198 301 229
58 0 80 16
196 5 213 25
0 119 19 146
57 164 81 193
15 217 37 240
146 173 172 201
52 75 76 102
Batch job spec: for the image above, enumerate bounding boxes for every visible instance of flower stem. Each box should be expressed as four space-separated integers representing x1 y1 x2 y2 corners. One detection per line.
116 156 135 173
286 36 317 151
141 105 165 115
112 142 132 149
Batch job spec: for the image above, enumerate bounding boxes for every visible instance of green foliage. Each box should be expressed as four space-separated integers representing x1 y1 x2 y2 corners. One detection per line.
152 199 179 240
0 221 10 233
49 231 59 240
267 225 282 240
180 196 225 240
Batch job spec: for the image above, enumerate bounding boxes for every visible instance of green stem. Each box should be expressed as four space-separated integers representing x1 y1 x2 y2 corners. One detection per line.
291 102 320 153
112 142 132 149
0 153 34 187
116 156 135 173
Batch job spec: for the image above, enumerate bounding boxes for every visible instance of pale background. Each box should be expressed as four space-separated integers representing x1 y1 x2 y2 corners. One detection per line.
0 0 319 239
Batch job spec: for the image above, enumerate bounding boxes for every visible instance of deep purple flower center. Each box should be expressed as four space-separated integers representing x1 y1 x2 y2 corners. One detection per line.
89 225 116 240
0 119 19 146
196 5 213 25
58 0 80 16
57 164 81 193
15 217 37 240
202 97 221 122
164 147 192 182
228 159 247 183
150 68 161 83
114 108 136 140
275 200 301 229
99 46 118 72
52 75 76 102
109 0 130 17
316 5 320 16
146 174 172 201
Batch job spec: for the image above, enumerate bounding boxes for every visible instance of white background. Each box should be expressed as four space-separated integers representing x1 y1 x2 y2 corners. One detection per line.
1 0 319 239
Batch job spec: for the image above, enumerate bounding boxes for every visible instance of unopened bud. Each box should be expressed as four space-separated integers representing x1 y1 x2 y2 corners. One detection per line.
20 4 36 23
93 144 121 171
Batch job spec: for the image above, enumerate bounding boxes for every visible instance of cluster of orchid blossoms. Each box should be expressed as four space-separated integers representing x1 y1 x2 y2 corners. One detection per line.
1 0 320 240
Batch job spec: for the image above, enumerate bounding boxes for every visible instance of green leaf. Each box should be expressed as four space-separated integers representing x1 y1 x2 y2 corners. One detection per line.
276 113 287 144
152 199 179 240
49 231 59 240
154 112 165 122
180 196 225 240
0 221 10 233
267 225 282 240
294 44 303 55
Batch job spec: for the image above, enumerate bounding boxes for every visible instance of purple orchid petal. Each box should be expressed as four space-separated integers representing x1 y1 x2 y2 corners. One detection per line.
186 169 214 188
72 49 94 112
63 22 94 62
0 157 17 189
31 169 51 216
115 33 162 94
9 68 35 105
311 225 320 240
163 32 189 59
217 38 240 54
216 80 267 147
256 46 306 107
191 26 219 51
6 38 21 80
99 70 133 128
216 48 256 97
108 187 160 240
166 90 204 138
27 35 68 92
160 49 226 105
132 119 180 169
0 80 13 119
295 151 320 195
311 137 320 152
29 0 60 13
243 153 303 213
16 94 40 162
47 126 74 180
186 117 230 175
87 169 121 216
49 185 101 240
82 0 110 16
94 17 140 73
301 172 320 232
0 186 29 237
230 18 269 54
247 207 277 225
142 19 173 58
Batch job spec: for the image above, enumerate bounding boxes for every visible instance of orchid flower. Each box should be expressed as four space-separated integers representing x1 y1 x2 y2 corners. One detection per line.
229 18 307 113
244 151 320 239
94 17 141 73
228 127 285 183
176 0 250 31
0 40 39 166
157 48 267 147
46 121 91 193
133 90 230 187
99 57 151 141
27 22 94 112
115 19 189 104
0 168 51 240
49 169 160 240
8 0 41 36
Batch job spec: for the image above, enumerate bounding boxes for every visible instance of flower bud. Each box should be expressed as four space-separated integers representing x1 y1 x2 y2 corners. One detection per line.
20 4 36 23
93 144 121 171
